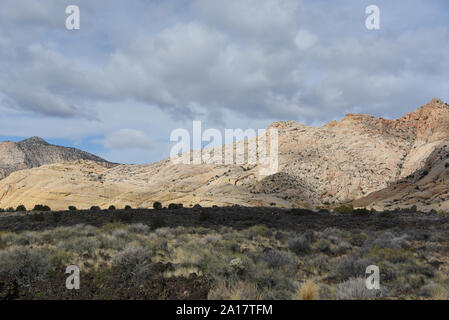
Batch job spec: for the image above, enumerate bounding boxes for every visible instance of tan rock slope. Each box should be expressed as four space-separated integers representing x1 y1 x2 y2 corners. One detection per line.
0 136 113 179
1 98 449 211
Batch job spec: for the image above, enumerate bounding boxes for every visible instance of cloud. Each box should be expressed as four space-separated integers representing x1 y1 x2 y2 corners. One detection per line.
104 129 154 150
0 0 449 164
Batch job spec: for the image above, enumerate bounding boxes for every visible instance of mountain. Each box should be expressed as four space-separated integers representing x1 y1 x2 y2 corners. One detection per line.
1 98 449 211
0 136 113 179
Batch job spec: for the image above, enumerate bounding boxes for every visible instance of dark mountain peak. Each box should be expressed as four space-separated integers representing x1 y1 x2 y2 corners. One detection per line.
19 136 49 145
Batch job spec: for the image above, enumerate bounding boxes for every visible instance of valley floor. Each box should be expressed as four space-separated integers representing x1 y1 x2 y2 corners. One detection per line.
0 207 448 299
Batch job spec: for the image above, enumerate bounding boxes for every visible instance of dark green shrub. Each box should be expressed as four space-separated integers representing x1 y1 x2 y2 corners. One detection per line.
352 208 370 215
6 207 15 212
68 206 77 211
32 204 51 211
168 203 182 209
90 206 101 211
108 205 116 211
334 204 354 214
288 236 311 256
16 205 26 212
153 202 162 210
193 204 202 209
124 205 132 210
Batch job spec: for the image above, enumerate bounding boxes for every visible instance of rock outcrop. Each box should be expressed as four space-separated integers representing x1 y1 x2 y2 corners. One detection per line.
0 137 113 179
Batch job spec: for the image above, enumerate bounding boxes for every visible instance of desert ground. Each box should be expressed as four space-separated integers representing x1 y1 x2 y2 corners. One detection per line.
1 205 448 300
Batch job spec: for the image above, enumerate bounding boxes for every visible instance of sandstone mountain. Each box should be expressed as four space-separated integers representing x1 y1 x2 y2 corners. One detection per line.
1 98 449 211
0 136 113 179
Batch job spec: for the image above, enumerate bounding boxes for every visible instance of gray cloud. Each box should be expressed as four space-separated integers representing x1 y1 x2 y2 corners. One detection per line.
0 0 448 163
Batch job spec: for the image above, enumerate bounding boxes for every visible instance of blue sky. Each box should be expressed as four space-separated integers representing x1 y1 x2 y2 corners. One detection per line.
1 0 449 164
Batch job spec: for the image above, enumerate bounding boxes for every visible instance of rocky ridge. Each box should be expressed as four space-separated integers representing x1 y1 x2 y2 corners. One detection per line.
1 99 449 210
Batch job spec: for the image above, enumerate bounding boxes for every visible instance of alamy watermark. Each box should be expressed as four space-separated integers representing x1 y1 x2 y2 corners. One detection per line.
366 265 380 290
66 265 80 290
365 5 380 30
65 5 80 30
170 121 279 176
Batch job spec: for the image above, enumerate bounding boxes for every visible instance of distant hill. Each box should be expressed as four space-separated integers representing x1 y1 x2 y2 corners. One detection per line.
0 136 113 179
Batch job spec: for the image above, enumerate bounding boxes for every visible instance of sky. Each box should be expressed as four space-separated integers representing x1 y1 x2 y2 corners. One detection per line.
0 0 449 164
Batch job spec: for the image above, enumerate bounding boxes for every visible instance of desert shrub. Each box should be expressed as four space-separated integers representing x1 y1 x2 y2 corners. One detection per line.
315 238 332 254
334 255 375 280
127 223 150 234
90 206 101 211
334 204 353 214
68 206 77 211
264 249 297 269
229 258 249 275
153 202 162 210
336 277 383 299
362 232 409 251
193 204 202 209
333 241 352 255
15 205 26 212
318 283 335 300
112 246 154 284
288 236 311 256
124 205 132 210
349 232 368 246
207 281 262 300
58 237 100 254
0 208 4 212
150 215 166 230
378 261 398 282
6 207 15 212
403 262 436 278
298 280 319 300
274 231 287 242
0 247 54 286
366 247 413 264
108 205 116 211
32 204 51 211
245 225 270 239
419 282 449 299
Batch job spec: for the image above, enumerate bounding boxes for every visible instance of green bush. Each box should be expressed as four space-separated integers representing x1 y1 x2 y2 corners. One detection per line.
153 202 162 210
32 204 51 211
334 204 354 214
90 206 101 211
68 206 77 211
15 205 26 212
108 205 116 211
168 203 182 209
124 205 132 210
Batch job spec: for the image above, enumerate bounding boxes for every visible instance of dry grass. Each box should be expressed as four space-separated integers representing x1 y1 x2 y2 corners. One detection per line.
208 281 263 300
297 279 319 300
